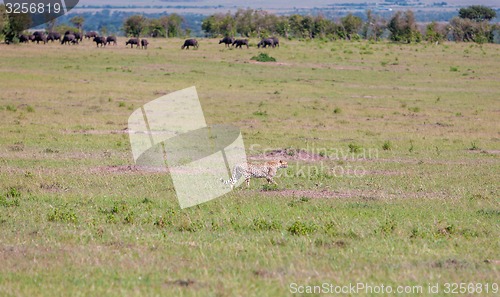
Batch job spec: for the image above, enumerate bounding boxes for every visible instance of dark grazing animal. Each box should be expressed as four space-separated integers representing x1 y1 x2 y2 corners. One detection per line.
85 31 98 39
106 36 117 45
232 39 249 49
74 32 83 42
141 39 149 49
93 36 107 47
257 38 275 48
28 34 36 42
19 34 29 43
47 32 61 42
61 34 77 45
219 36 234 47
126 38 139 48
34 34 47 44
181 39 198 49
271 36 279 47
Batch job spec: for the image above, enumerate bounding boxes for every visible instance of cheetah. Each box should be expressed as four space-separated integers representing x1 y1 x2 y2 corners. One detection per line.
220 160 288 189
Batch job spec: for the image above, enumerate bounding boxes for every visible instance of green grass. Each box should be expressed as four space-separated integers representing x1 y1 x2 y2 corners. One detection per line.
0 38 499 296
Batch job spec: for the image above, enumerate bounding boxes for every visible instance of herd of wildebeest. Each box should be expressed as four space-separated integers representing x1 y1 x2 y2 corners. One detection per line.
15 31 280 50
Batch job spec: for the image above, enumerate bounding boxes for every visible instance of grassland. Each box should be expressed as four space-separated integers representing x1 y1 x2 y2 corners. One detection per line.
0 38 499 296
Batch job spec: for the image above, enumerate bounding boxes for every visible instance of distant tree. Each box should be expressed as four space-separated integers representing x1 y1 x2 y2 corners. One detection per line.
388 10 421 43
70 16 85 32
362 10 387 41
340 13 363 40
312 15 329 39
0 4 7 39
289 14 304 38
4 12 32 43
166 14 184 37
147 18 165 37
449 16 492 43
425 21 445 43
123 15 147 37
235 8 254 37
276 16 290 38
458 5 496 22
201 15 219 37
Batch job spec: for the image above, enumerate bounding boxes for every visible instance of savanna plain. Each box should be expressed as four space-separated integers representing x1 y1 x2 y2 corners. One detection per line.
0 38 499 296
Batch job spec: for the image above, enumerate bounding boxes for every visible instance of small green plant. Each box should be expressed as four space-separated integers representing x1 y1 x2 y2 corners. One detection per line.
0 195 20 207
376 218 396 235
26 105 35 113
252 218 282 231
123 212 135 224
6 105 17 112
287 221 317 236
450 66 459 72
6 187 21 198
333 107 342 114
348 143 362 153
287 197 310 207
250 53 276 62
47 207 78 223
468 142 479 151
382 140 392 151
262 184 278 191
118 102 126 107
253 110 267 116
408 107 420 113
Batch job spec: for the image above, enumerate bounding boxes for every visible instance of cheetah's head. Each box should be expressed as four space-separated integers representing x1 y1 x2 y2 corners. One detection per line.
279 160 288 168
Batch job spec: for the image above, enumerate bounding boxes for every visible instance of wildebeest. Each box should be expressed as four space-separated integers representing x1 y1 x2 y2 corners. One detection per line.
19 34 30 43
126 38 139 48
271 36 279 47
141 39 149 49
28 34 36 42
85 31 98 39
74 32 83 42
257 38 275 48
106 36 117 46
46 32 61 42
181 39 198 49
232 39 249 49
34 33 47 44
219 36 234 47
61 34 77 45
93 36 107 47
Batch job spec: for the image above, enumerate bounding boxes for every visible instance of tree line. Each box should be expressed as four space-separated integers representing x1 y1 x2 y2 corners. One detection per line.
1 5 498 44
201 6 498 44
0 6 186 43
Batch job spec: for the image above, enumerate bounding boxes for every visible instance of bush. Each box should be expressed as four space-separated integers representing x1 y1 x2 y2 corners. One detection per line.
287 221 318 236
251 53 276 62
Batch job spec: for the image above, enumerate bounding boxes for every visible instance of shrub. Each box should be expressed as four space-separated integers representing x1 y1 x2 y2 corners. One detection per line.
382 140 392 151
287 221 318 236
47 207 78 223
348 143 362 153
251 53 276 62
